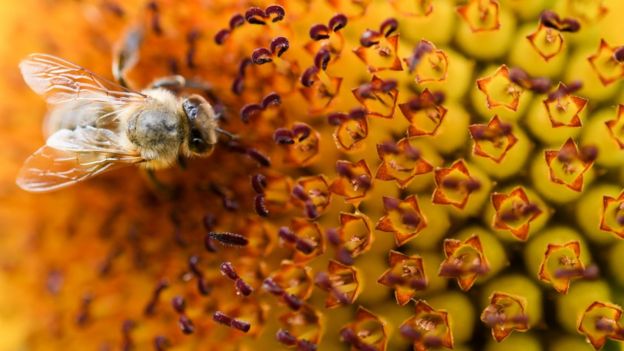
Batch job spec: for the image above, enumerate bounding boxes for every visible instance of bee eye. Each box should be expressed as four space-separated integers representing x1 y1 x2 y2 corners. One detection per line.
189 128 208 153
183 100 199 120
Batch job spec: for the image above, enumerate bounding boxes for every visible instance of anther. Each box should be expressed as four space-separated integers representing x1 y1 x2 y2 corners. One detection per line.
261 92 281 108
380 18 399 37
240 104 263 123
314 48 331 70
75 293 93 326
154 336 171 351
229 14 245 29
273 128 295 144
276 329 298 346
254 194 269 217
144 279 169 316
329 14 348 32
251 174 267 193
251 47 273 65
244 7 267 25
213 311 251 332
219 262 253 296
309 24 330 40
265 5 286 22
247 148 271 167
360 30 379 47
214 29 230 45
301 66 319 87
270 36 290 57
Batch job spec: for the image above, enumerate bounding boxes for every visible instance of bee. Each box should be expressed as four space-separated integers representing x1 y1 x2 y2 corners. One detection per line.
17 53 225 192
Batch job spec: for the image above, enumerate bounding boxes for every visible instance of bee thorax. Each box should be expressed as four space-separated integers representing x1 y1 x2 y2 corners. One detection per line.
127 108 183 168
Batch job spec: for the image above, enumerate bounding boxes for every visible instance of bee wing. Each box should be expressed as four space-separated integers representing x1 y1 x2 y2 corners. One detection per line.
17 126 144 192
19 53 148 106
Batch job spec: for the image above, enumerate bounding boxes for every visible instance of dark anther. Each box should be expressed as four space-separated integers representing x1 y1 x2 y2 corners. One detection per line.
309 24 331 40
381 79 398 92
179 315 195 334
295 237 316 254
327 112 348 126
356 84 375 99
349 107 367 119
614 47 624 62
580 145 599 163
229 14 245 29
277 329 298 346
261 92 281 108
304 202 318 219
214 29 230 45
270 37 290 57
121 319 136 351
255 194 270 217
232 76 244 95
265 5 286 22
292 184 309 201
273 128 296 144
235 278 254 296
247 148 271 167
240 103 263 123
298 339 318 351
208 232 249 247
541 10 580 32
314 48 331 70
278 226 298 243
147 1 162 35
530 77 552 93
171 296 186 314
245 7 267 25
327 228 341 246
283 293 303 310
560 18 580 32
337 247 355 265
251 174 267 193
336 162 354 178
188 256 203 277
75 293 93 326
202 213 216 232
540 10 559 26
251 47 273 65
154 336 171 351
293 123 312 141
239 58 253 76
301 66 319 87
186 30 201 69
213 311 251 332
360 30 379 47
379 141 400 154
380 18 399 37
382 196 401 210
263 278 285 295
329 14 348 32
144 279 169 316
220 262 239 280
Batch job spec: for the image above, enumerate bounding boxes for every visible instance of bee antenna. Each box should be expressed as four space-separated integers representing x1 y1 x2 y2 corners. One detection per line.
216 128 238 140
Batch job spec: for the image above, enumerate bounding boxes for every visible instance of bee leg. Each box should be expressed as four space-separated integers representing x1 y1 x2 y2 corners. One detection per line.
112 26 144 89
145 169 175 198
177 155 187 170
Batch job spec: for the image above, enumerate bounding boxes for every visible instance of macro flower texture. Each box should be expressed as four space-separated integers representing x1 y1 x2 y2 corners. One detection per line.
4 0 624 350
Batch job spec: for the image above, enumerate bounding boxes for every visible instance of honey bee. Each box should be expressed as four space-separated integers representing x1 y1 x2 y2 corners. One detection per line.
17 54 224 192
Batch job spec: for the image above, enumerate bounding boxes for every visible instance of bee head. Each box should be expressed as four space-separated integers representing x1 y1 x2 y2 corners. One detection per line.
182 95 218 156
